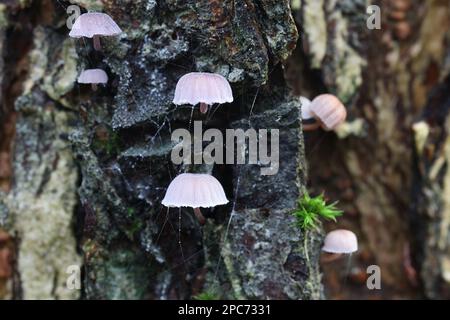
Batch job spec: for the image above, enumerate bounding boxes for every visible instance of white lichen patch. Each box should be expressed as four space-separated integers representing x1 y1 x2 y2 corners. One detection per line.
302 0 327 68
326 0 367 102
412 121 430 155
335 118 366 139
441 257 450 283
228 67 245 82
290 0 301 10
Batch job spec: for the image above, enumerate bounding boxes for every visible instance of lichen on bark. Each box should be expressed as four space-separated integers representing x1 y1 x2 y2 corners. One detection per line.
1 0 323 300
291 0 450 299
412 77 450 299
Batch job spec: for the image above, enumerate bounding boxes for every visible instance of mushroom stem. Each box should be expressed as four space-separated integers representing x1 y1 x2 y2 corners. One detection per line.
91 84 98 91
302 120 321 131
199 103 208 114
303 123 320 131
193 207 206 225
320 252 343 263
93 35 102 51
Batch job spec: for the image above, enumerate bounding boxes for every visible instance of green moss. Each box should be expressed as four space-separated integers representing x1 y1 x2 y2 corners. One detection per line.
125 212 148 240
292 193 342 230
104 132 121 156
193 290 221 300
128 219 143 237
92 129 121 157
127 207 136 217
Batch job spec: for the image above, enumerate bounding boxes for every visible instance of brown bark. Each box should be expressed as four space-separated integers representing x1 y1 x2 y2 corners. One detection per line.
412 76 450 299
287 0 450 299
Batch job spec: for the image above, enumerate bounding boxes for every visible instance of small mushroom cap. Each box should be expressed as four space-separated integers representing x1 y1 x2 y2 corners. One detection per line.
78 69 108 84
173 72 233 106
69 12 122 38
299 96 314 119
162 173 229 208
322 229 358 254
310 94 347 130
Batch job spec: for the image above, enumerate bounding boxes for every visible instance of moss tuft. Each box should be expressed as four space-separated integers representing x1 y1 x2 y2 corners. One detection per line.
193 291 221 300
292 193 342 230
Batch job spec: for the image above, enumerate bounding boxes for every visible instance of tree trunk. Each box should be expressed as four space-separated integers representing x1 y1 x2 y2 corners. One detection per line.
412 76 450 299
0 0 322 300
286 0 450 299
3 0 448 302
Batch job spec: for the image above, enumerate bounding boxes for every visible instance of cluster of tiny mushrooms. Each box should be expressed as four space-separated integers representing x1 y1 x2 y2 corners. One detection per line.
70 12 358 257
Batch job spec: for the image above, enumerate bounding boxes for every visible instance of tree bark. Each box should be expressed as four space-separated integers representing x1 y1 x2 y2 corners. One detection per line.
412 76 450 299
4 0 448 301
0 0 321 300
286 0 450 299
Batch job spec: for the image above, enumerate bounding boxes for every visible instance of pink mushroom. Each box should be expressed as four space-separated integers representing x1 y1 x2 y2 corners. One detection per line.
69 12 122 51
309 94 347 131
300 96 320 131
78 69 108 91
173 72 233 114
322 229 358 254
161 173 228 224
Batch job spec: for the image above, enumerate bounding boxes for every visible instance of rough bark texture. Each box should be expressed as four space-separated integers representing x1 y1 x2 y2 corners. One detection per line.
412 76 450 299
0 0 322 300
286 0 450 299
2 0 449 301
